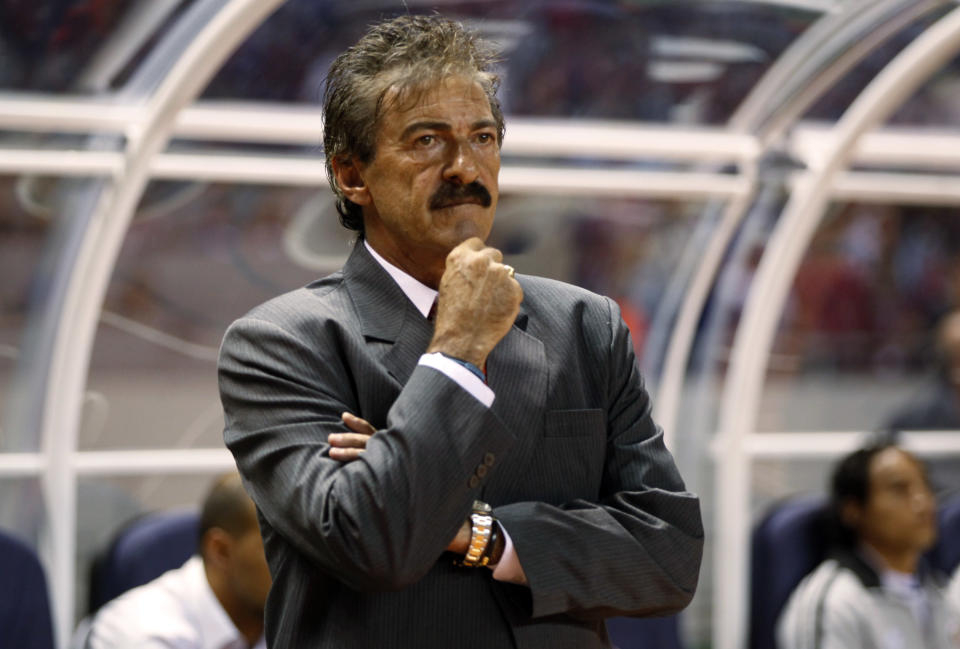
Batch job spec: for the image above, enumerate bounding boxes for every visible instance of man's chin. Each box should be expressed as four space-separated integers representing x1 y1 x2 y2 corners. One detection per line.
453 219 485 243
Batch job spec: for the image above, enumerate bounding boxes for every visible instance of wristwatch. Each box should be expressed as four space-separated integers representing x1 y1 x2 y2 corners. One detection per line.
459 500 494 567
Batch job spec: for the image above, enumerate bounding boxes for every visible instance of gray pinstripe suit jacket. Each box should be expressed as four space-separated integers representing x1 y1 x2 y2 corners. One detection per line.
218 242 703 648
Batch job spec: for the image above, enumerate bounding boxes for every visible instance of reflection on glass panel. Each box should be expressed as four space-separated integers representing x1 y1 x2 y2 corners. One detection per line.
85 182 322 450
0 176 53 441
760 203 960 433
204 1 815 124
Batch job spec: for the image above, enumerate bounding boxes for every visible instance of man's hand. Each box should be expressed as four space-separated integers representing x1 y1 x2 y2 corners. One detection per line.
328 412 375 461
329 412 474 555
427 238 523 369
447 520 471 554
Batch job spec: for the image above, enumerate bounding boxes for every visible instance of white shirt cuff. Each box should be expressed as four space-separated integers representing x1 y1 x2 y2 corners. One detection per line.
418 353 494 407
490 524 527 585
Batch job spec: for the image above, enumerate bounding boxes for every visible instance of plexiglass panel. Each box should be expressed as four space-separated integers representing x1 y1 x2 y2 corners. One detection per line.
759 202 960 433
84 182 320 451
0 176 54 448
203 1 817 124
85 182 709 449
0 1 193 94
804 5 954 122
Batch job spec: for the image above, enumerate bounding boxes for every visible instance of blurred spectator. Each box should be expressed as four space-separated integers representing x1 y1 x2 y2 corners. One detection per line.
884 310 960 434
0 1 133 92
86 473 270 649
776 444 958 649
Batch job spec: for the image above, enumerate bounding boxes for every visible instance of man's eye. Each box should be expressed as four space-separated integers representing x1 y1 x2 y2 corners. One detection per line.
416 135 435 146
476 133 493 143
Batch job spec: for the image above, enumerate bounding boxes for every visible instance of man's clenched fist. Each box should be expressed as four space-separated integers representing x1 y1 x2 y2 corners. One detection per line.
427 238 522 369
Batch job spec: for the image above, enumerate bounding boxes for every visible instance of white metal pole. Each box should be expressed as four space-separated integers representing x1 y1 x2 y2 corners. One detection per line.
39 2 288 645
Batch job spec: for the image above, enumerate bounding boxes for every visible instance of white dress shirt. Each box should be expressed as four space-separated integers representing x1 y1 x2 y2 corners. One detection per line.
364 240 526 584
88 556 265 649
948 566 960 616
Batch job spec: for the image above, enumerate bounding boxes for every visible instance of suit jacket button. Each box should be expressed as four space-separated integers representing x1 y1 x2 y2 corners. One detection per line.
483 453 495 467
476 465 488 478
468 475 480 489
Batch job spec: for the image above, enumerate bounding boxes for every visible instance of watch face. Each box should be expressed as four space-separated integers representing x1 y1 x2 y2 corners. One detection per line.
472 500 492 514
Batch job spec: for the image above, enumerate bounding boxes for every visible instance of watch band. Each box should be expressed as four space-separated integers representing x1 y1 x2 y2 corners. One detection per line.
458 500 494 567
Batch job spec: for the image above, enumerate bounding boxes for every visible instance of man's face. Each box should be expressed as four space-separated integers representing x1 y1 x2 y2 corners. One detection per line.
854 448 937 557
347 75 500 279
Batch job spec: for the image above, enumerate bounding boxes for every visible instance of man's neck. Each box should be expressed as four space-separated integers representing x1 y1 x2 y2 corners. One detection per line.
205 564 263 645
860 541 920 575
362 234 446 289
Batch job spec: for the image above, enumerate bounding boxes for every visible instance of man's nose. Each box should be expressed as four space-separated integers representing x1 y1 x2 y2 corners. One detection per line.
442 139 480 185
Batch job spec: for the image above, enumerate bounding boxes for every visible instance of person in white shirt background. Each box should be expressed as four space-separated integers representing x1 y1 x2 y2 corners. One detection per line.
777 444 960 649
87 473 271 649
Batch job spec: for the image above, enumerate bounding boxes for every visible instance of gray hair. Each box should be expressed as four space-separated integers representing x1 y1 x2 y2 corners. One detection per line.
322 14 505 235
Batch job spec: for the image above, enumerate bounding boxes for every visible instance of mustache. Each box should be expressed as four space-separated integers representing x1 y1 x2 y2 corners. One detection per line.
429 181 492 210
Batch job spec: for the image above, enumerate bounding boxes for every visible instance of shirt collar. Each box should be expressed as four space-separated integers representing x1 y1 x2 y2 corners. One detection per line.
364 240 437 318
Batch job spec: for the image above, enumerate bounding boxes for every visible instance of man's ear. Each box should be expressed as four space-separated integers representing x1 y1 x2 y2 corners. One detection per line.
331 157 371 206
200 528 233 570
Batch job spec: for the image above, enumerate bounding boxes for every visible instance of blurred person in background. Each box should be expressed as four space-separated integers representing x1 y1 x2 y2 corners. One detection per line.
882 309 960 495
885 309 960 434
87 473 270 649
777 444 959 649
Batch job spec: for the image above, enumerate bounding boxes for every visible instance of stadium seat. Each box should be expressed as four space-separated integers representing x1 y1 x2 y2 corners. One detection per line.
88 507 199 612
0 528 55 649
607 615 685 649
749 496 830 649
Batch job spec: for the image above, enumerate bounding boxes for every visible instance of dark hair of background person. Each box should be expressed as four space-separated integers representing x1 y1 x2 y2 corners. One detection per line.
827 443 897 550
321 14 505 236
197 473 256 554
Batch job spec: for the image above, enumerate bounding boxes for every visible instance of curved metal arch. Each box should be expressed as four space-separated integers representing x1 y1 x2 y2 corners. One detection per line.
652 0 942 446
713 7 960 649
730 0 946 137
31 1 287 644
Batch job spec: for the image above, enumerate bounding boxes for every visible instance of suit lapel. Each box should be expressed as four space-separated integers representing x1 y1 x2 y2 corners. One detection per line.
342 242 432 386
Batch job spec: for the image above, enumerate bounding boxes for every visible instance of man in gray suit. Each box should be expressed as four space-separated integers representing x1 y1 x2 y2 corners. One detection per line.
218 14 702 648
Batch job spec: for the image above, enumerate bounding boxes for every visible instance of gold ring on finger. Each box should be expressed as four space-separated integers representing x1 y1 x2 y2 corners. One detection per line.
503 264 515 278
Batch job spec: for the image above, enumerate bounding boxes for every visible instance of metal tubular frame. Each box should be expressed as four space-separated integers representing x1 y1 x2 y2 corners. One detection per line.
24 1 288 644
653 0 928 447
713 7 960 649
1 2 960 648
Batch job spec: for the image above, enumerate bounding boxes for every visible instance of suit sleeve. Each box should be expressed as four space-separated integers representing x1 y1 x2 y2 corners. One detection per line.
218 315 515 592
494 297 703 619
